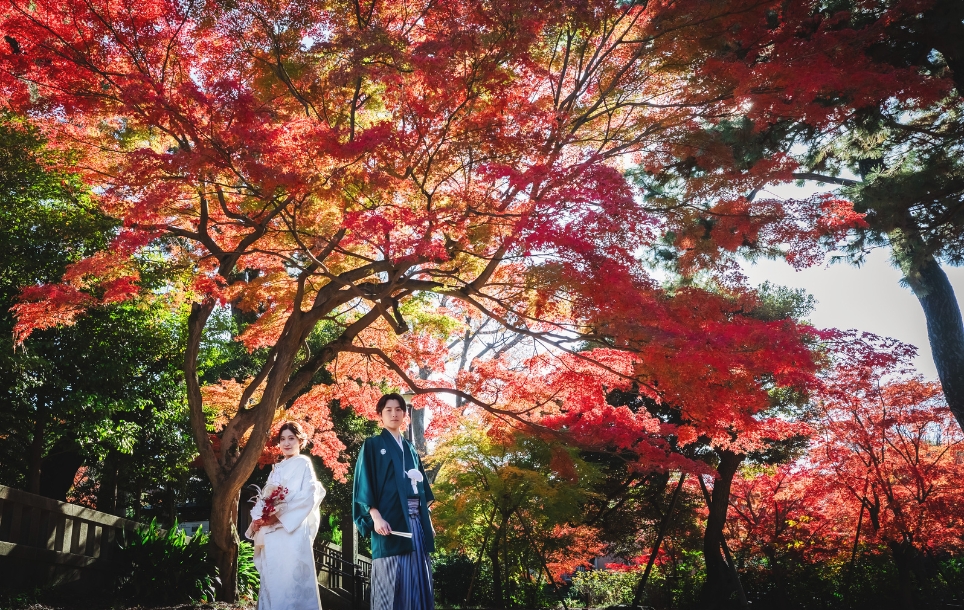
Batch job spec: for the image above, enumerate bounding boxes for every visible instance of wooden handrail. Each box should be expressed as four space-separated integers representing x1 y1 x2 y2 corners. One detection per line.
0 485 142 531
0 484 144 562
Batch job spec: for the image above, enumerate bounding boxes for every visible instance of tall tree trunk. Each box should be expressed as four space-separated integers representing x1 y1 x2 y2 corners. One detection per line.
888 540 918 610
97 448 121 515
892 241 964 431
489 517 508 609
184 299 247 602
26 401 46 495
410 366 430 455
209 484 241 602
699 450 746 610
632 472 687 607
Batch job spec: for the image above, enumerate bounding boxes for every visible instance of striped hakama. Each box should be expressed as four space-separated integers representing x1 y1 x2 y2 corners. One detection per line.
371 498 434 610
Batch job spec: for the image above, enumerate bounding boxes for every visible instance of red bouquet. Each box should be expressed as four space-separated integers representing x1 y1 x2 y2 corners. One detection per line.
247 484 289 548
261 485 288 520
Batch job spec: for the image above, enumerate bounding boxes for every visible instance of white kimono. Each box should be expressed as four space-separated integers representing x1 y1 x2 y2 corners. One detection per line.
245 454 326 610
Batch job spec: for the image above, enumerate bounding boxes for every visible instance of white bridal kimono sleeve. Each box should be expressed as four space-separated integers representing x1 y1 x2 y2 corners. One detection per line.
245 455 326 610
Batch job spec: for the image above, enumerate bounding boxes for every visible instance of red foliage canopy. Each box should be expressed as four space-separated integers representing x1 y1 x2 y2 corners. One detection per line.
0 0 829 478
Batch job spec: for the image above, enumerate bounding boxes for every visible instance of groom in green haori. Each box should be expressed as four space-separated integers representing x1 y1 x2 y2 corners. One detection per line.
353 393 436 610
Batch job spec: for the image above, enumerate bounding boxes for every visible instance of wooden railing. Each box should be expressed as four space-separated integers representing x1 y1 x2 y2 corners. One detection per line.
0 485 143 588
314 540 372 610
1 484 374 602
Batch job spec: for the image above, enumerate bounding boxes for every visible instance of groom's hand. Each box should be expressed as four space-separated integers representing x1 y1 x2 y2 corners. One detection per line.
369 509 392 536
373 515 392 535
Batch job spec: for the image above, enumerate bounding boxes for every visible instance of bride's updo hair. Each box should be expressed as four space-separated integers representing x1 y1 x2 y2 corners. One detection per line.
275 421 309 449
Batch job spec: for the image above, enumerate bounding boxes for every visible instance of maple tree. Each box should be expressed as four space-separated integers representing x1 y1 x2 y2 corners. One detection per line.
0 0 818 597
446 281 822 609
812 356 964 610
726 464 845 568
719 334 964 610
635 0 964 432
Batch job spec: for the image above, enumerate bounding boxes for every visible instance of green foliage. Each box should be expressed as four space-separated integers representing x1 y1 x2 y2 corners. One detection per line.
237 540 260 601
111 518 218 604
751 282 816 323
570 569 638 607
0 112 112 491
732 551 964 610
433 424 601 608
0 112 196 519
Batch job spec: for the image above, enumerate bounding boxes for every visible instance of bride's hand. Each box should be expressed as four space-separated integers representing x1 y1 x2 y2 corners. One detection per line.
252 514 280 532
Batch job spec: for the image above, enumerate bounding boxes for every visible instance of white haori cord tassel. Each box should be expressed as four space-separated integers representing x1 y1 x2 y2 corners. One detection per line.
406 468 423 494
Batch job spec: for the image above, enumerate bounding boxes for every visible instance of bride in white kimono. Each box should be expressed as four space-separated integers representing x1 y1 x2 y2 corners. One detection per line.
245 421 326 610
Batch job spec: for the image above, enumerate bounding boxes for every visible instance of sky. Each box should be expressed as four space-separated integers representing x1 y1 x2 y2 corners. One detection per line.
741 186 964 380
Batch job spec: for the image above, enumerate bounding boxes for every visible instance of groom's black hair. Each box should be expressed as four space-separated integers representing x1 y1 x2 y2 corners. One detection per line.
376 392 409 414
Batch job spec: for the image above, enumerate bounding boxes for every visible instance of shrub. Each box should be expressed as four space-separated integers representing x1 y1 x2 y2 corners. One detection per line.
111 518 219 604
434 551 487 607
237 540 260 600
570 568 638 607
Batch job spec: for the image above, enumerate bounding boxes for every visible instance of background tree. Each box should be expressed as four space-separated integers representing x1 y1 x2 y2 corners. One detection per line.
636 0 964 431
814 357 964 610
432 423 604 608
0 114 194 523
0 0 816 598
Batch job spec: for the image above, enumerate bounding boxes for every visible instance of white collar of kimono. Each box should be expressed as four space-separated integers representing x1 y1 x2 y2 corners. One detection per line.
386 428 408 476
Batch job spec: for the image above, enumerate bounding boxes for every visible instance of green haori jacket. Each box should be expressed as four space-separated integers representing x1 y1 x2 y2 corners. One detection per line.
352 429 436 559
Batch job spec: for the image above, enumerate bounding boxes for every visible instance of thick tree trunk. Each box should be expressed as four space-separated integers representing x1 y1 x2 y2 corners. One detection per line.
410 406 426 455
888 540 918 610
210 484 241 602
896 252 964 431
410 365 430 455
699 450 746 610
